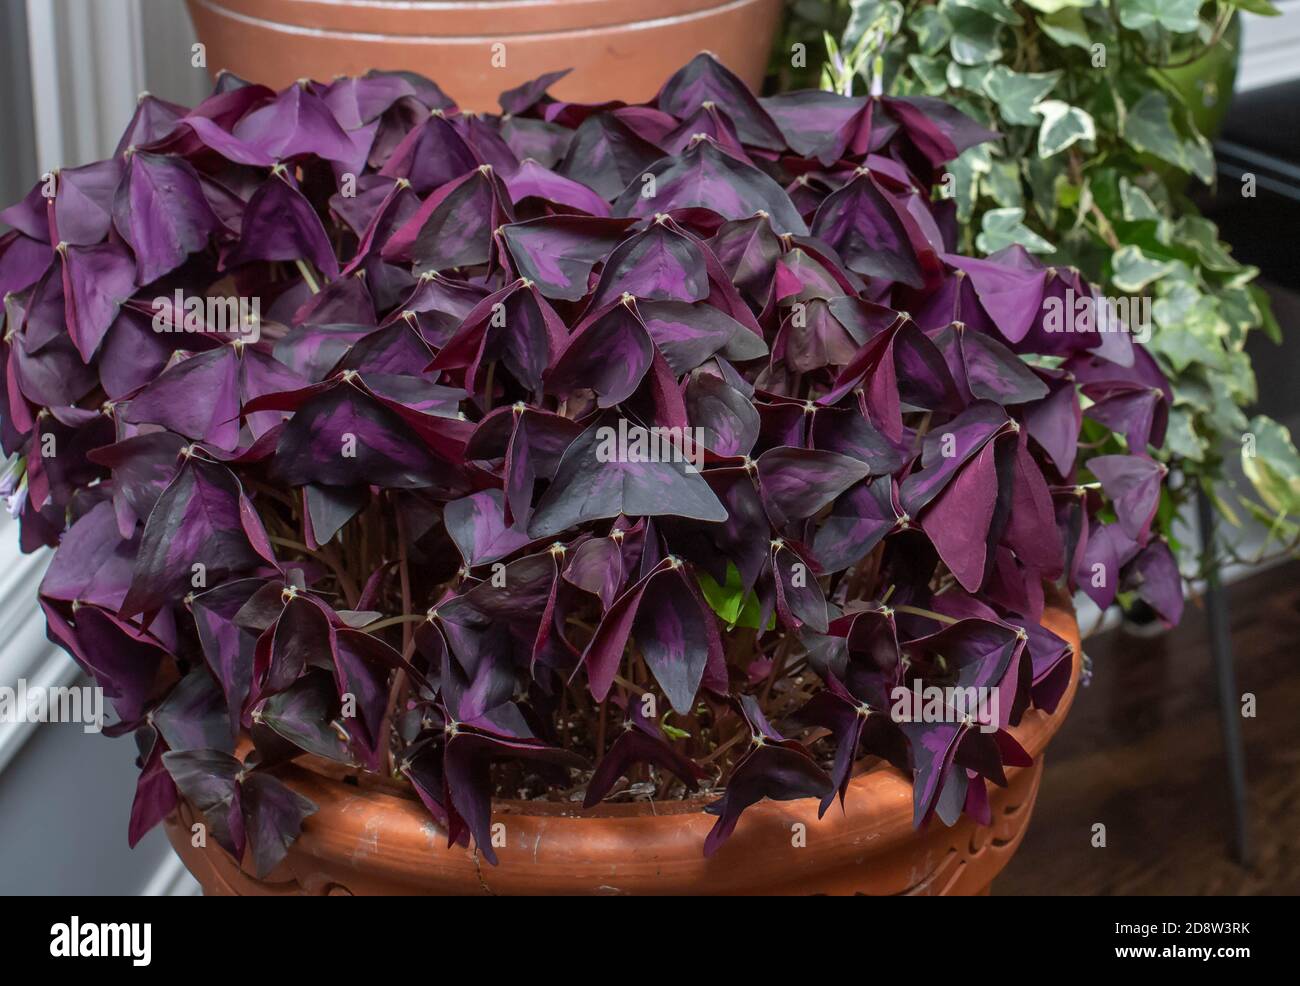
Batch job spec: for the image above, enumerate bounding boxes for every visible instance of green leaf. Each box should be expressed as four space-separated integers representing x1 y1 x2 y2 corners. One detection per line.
1111 244 1173 292
1148 283 1229 373
1250 285 1282 344
909 6 952 55
950 0 1023 25
1183 130 1215 184
976 207 1055 254
1223 0 1281 15
1036 100 1094 157
1023 0 1096 10
697 564 771 630
1151 279 1197 324
1121 91 1185 164
1164 405 1207 461
907 53 951 94
1037 8 1091 48
1209 371 1253 432
660 713 691 741
946 143 991 223
985 65 1061 125
1238 497 1297 541
1024 156 1061 224
984 158 1024 208
844 0 905 47
942 0 1005 65
1243 415 1300 516
947 62 992 91
1174 215 1242 273
1116 0 1202 33
1216 284 1259 343
1119 177 1162 222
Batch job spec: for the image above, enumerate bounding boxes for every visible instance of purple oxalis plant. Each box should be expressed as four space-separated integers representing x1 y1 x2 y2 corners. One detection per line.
0 55 1183 872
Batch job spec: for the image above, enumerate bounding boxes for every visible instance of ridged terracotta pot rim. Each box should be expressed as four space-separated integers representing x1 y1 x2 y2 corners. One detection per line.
184 0 786 110
167 588 1081 895
190 0 772 39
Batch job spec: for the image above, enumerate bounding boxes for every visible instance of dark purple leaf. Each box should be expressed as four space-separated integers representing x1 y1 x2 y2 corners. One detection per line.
1087 454 1165 541
114 151 220 284
614 140 808 235
656 54 785 152
528 413 728 539
499 215 632 301
121 457 275 617
226 172 339 278
583 706 705 807
756 446 870 528
557 112 664 199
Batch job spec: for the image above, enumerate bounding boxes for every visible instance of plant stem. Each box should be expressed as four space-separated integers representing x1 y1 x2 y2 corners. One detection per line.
698 729 747 766
294 258 320 294
395 503 414 656
482 360 496 411
893 604 959 625
362 614 425 633
268 535 360 606
612 674 648 696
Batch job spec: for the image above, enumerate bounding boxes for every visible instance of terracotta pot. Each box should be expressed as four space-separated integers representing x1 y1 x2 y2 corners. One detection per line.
165 591 1081 896
184 0 784 112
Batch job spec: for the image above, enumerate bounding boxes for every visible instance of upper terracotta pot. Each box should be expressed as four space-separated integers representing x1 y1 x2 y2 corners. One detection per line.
184 0 785 112
166 591 1082 896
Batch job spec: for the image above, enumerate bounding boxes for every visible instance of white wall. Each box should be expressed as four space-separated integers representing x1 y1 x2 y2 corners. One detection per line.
1240 1 1300 91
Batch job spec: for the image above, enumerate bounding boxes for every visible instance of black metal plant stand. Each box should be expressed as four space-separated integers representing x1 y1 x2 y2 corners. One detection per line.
1195 487 1252 866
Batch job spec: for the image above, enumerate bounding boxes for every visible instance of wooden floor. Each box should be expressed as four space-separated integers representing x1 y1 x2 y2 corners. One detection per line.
995 561 1300 895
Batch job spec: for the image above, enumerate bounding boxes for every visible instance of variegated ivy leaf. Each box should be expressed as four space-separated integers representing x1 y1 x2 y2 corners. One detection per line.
1221 348 1258 406
942 0 1005 65
946 61 984 89
1243 415 1300 517
1251 284 1283 344
1217 284 1262 342
910 5 951 55
984 66 1061 125
947 142 991 223
1064 173 1095 225
1116 0 1202 33
976 207 1054 254
1022 0 1096 12
1111 244 1173 292
950 0 1023 24
1119 177 1162 222
1149 301 1227 375
1037 8 1091 48
844 0 904 46
984 159 1024 208
1036 100 1095 157
1174 216 1243 273
1151 280 1200 331
1121 91 1213 183
908 54 952 94
1227 0 1282 15
1163 405 1207 462
1024 156 1061 224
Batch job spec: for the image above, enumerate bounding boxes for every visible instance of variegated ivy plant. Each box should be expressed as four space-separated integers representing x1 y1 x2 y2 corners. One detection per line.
776 0 1300 571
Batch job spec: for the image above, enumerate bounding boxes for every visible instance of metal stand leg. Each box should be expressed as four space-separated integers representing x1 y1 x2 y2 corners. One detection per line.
1196 489 1252 866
